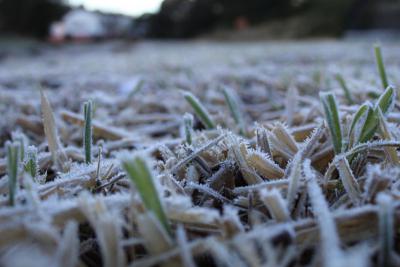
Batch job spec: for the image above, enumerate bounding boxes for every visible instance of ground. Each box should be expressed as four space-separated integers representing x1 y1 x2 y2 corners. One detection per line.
0 39 400 267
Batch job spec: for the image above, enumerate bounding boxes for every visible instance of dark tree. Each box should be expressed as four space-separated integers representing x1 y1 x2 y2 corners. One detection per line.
147 0 400 38
0 0 69 37
148 0 303 38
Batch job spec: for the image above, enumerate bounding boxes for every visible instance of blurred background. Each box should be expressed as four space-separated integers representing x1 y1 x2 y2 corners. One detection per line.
1 0 400 149
0 0 400 41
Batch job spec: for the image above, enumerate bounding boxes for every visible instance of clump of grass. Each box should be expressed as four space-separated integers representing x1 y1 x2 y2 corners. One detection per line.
3 42 400 267
6 141 20 206
182 91 215 129
320 92 343 154
83 100 93 164
121 154 171 235
374 44 389 89
349 86 395 149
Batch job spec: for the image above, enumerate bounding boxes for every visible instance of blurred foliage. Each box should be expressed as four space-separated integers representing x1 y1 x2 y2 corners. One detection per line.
0 0 399 39
0 0 69 37
148 0 298 38
146 0 399 38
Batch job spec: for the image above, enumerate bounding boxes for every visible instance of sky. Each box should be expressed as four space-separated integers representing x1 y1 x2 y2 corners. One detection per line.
68 0 164 16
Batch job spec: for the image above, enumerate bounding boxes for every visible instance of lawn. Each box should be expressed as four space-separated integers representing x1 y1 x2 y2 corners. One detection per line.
0 39 400 266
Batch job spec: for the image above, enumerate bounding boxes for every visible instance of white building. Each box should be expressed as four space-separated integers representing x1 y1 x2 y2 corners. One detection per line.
63 9 104 38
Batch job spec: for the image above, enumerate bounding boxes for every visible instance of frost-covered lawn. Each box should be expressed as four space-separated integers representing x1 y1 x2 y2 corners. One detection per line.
1 40 400 266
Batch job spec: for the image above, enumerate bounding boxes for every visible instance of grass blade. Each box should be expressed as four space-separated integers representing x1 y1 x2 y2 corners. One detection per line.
122 155 171 235
40 89 69 171
286 153 302 212
259 188 290 222
357 103 377 144
374 44 389 89
24 145 38 179
376 85 395 115
183 91 215 129
6 141 20 206
336 156 362 206
335 74 354 105
284 86 299 126
11 131 27 162
376 107 400 165
83 100 93 164
304 159 343 266
377 193 394 267
222 87 246 135
183 113 194 145
320 92 343 154
228 134 263 185
245 150 284 179
256 125 271 155
128 79 145 98
348 102 369 148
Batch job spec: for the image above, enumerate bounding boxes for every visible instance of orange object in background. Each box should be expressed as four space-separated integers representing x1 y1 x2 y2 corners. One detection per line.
234 16 249 31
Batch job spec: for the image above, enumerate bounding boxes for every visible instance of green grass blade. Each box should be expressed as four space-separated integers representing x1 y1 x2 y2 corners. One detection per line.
122 155 171 235
83 100 93 164
222 87 245 135
183 91 215 129
358 104 378 144
376 86 395 115
12 132 27 162
376 107 400 165
24 145 38 179
348 102 369 148
320 92 343 154
374 44 389 89
377 194 394 267
335 74 354 105
6 141 20 206
128 79 145 98
183 113 194 145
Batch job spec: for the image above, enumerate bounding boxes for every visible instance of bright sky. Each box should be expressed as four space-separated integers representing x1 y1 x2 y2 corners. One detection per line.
68 0 163 16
